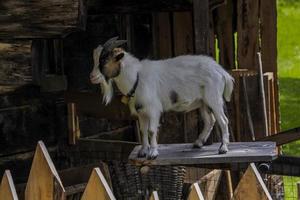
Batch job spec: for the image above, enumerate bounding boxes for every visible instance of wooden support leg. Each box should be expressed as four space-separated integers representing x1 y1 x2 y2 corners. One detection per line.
0 170 18 200
68 103 80 145
232 163 272 200
149 191 159 200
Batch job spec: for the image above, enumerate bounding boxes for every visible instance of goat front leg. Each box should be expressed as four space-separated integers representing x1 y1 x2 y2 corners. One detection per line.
137 115 150 157
147 111 160 159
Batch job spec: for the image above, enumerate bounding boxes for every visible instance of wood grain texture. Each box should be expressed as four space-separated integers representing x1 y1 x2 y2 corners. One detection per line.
260 0 280 133
129 142 277 166
0 170 18 200
187 183 205 200
81 168 116 200
149 191 159 200
0 0 86 39
25 141 65 200
232 163 272 200
237 0 259 69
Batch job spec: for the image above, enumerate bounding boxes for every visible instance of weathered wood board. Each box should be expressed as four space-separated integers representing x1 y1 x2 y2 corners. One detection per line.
0 0 86 38
129 142 277 166
0 170 18 200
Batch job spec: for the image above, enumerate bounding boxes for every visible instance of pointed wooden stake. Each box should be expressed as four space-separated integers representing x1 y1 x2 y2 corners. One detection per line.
149 191 159 200
187 183 205 200
25 141 65 200
232 163 272 200
0 170 18 200
81 168 116 200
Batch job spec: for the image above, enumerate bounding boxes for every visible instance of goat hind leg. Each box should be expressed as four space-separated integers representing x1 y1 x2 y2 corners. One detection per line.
194 104 216 148
212 107 229 154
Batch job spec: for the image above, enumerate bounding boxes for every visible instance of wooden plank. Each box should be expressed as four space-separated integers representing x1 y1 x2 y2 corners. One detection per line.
187 183 205 200
129 142 277 166
152 12 172 58
216 0 235 69
260 0 280 132
0 170 18 200
68 103 79 145
257 127 300 146
193 0 210 54
64 92 134 120
0 0 86 39
149 191 159 200
265 155 300 177
232 163 272 200
173 12 194 55
25 141 65 200
237 0 259 69
81 168 116 200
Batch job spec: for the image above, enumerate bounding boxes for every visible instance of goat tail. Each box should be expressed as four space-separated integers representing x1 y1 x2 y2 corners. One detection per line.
223 73 234 102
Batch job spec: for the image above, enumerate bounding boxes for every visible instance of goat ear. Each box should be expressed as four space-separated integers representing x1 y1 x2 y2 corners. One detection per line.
115 53 124 61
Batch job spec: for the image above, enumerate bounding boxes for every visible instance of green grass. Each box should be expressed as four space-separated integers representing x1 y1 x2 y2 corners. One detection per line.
277 1 300 199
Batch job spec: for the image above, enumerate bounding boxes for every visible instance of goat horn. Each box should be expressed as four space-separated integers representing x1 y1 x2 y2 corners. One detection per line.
107 40 127 51
103 36 119 50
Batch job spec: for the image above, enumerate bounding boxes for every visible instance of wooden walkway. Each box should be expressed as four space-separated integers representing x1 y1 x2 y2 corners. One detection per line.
129 142 277 166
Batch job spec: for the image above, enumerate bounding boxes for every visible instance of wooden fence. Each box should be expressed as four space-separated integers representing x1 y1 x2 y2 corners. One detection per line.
0 141 273 200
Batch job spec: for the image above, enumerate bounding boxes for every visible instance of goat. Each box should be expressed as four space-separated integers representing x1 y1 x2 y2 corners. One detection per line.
90 37 234 159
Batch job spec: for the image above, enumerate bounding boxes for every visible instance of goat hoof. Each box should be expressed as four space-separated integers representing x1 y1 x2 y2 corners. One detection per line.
218 143 228 154
147 147 159 159
193 139 203 148
138 146 149 158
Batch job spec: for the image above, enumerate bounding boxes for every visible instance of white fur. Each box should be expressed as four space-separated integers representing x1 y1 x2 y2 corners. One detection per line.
90 45 234 159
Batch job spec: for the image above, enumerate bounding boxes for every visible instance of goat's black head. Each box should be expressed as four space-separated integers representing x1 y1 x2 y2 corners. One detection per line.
98 37 127 79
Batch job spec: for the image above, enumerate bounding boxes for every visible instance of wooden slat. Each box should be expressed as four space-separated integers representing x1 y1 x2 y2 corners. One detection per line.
173 12 194 55
129 142 277 166
0 170 18 200
199 170 222 200
25 141 65 200
232 163 272 200
187 183 205 200
193 0 210 54
68 103 80 145
149 191 159 200
152 12 172 58
81 168 116 200
257 127 300 146
0 0 86 39
64 92 134 120
260 0 279 132
215 0 235 69
237 0 259 69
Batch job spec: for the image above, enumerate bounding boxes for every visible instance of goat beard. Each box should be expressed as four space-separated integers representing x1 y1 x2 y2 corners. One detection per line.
99 77 114 105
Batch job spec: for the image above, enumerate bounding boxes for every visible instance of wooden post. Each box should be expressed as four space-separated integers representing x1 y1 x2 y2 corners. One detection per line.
149 191 159 200
187 183 205 200
232 163 272 200
81 168 116 200
0 170 18 200
25 141 65 200
193 0 210 54
68 103 80 145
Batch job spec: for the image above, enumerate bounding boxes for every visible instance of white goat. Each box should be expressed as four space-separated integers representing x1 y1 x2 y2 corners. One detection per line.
90 37 234 159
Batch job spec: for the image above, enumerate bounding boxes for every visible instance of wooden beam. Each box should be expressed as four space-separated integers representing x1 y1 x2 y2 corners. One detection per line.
0 170 18 200
193 0 210 54
149 191 159 200
0 0 86 39
25 141 65 200
260 0 280 132
257 127 300 146
129 142 277 166
237 0 259 69
64 92 134 120
232 163 272 200
187 183 205 200
265 155 300 177
81 168 116 200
